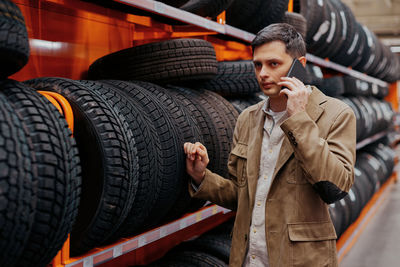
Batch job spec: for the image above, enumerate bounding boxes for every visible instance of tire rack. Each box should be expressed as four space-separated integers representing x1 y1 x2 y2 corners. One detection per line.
10 0 399 266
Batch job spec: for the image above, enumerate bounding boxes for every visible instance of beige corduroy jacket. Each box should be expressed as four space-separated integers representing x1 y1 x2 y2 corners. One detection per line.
189 87 356 267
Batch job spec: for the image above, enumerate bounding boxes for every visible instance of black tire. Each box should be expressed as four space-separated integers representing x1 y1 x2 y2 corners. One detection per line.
350 97 372 141
88 39 217 84
162 85 216 170
353 164 373 207
227 93 265 114
320 76 345 97
364 144 394 183
202 89 239 141
182 233 231 263
352 23 372 71
338 197 351 234
345 186 360 225
311 0 344 59
358 97 378 136
152 250 228 267
24 77 139 256
343 76 371 96
1 80 81 267
159 0 234 18
226 0 289 33
200 60 259 97
127 80 204 225
0 92 36 267
296 0 329 48
0 0 29 78
354 26 379 74
329 203 341 238
332 0 356 57
167 86 231 177
330 19 361 67
305 63 324 88
368 98 385 132
99 80 185 232
363 152 385 186
356 153 381 193
76 80 165 239
375 45 393 81
282 11 307 40
339 97 365 141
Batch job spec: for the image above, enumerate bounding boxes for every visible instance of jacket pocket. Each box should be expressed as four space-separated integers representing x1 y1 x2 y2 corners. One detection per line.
229 143 248 187
288 222 338 267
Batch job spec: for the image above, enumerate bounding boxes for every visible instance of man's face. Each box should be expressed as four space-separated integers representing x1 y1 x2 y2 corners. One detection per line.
253 40 294 98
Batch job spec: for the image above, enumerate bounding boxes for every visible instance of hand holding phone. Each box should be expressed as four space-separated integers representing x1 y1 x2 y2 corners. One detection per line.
278 58 310 116
284 58 308 84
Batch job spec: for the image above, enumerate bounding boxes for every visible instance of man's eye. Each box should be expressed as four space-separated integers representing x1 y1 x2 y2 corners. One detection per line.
254 62 261 68
271 62 279 67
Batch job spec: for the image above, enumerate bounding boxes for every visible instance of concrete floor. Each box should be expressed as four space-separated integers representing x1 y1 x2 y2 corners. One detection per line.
340 168 400 267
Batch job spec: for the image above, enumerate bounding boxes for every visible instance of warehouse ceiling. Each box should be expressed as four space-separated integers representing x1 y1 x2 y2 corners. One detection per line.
342 0 400 52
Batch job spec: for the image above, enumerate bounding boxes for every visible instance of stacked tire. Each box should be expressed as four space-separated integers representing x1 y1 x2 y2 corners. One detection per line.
149 218 234 266
6 38 237 255
293 0 400 82
338 96 394 142
0 3 82 267
329 141 395 238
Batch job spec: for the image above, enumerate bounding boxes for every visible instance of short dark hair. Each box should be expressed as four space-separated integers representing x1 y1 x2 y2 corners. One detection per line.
251 23 306 58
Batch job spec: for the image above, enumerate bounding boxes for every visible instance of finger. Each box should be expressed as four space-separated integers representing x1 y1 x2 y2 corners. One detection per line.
292 76 304 85
185 143 190 155
279 88 294 97
194 142 207 153
190 144 197 154
196 147 208 161
277 81 296 91
280 77 298 88
195 142 207 151
291 77 306 90
186 144 196 159
184 143 191 154
184 142 193 154
283 76 306 90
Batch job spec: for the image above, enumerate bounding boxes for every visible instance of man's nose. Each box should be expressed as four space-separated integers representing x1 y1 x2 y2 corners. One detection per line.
259 66 269 79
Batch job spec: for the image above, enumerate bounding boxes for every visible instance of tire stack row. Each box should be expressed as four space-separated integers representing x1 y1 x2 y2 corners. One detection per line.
0 2 82 267
294 0 400 83
2 25 241 260
23 78 238 256
305 63 390 99
339 96 394 142
329 141 395 238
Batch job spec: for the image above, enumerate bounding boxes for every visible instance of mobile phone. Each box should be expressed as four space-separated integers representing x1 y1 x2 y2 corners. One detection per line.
285 58 308 82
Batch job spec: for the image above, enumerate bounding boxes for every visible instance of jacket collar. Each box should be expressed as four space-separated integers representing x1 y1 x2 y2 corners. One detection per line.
247 87 326 210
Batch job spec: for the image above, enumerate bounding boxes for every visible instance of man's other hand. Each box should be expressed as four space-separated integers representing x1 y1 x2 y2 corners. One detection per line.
183 142 209 186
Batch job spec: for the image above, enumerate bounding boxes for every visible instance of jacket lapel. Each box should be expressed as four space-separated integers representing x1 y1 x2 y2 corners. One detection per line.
272 87 326 181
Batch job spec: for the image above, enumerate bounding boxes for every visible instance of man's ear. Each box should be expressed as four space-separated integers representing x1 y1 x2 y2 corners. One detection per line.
298 56 307 67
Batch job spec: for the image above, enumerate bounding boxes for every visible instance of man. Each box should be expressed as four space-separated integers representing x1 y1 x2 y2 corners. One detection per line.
184 23 356 267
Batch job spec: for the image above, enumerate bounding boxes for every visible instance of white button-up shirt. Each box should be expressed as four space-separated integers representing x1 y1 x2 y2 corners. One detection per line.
244 99 288 267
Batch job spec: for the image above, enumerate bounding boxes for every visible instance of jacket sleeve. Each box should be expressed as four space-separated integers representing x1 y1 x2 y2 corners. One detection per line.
280 107 356 204
188 115 244 211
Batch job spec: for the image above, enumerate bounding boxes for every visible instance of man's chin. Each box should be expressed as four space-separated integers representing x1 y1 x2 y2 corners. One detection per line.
262 90 281 98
